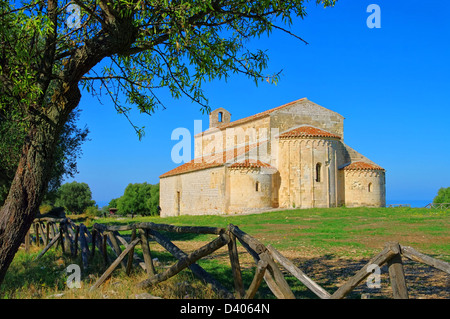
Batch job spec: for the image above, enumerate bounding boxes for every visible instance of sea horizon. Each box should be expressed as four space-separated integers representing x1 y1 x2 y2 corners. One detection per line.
96 199 433 210
385 199 431 208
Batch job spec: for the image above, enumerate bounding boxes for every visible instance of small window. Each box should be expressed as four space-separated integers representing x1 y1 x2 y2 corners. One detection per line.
368 183 372 192
255 181 260 192
218 112 223 122
176 191 181 216
315 163 322 182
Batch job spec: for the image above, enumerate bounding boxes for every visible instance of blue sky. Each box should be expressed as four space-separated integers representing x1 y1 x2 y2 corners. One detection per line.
67 0 450 207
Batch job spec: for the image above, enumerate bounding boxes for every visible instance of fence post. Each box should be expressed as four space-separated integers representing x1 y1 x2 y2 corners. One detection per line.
25 229 30 253
90 229 97 259
102 234 108 267
107 231 127 271
39 223 47 246
126 227 137 276
45 222 50 246
244 259 268 299
79 224 90 270
259 252 296 299
59 225 65 254
387 243 409 299
228 232 245 298
34 223 40 247
73 224 79 257
139 229 156 277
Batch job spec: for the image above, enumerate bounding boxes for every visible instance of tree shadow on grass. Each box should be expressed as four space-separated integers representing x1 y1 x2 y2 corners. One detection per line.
287 254 449 299
7 236 447 299
193 252 449 299
1 250 70 298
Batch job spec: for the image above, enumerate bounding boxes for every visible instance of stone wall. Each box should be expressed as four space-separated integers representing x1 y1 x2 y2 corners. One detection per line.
343 170 386 207
227 168 275 213
277 138 340 209
160 166 227 217
270 100 344 139
195 116 271 158
209 107 231 128
161 98 386 216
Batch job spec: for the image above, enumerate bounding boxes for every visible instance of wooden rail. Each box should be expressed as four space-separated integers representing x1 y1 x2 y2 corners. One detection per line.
424 203 450 209
27 218 450 299
388 204 411 208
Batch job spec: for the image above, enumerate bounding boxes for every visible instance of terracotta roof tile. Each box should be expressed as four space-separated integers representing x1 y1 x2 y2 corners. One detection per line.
278 126 341 139
229 160 274 169
340 161 384 171
160 142 266 178
159 161 222 179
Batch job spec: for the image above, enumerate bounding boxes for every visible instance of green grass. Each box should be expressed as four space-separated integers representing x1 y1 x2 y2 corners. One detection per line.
94 207 449 259
1 207 449 299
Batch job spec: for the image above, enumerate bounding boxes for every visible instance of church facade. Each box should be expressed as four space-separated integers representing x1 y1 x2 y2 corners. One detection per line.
159 98 386 217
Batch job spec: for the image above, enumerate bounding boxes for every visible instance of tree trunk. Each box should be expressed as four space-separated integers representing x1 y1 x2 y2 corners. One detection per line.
0 2 137 285
0 125 57 283
0 89 80 285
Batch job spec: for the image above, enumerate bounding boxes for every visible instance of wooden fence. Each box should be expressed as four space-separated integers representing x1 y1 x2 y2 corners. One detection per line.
388 204 411 208
424 203 450 209
28 218 450 299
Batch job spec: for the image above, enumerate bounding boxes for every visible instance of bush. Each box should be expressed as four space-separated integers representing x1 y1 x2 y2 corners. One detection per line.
54 181 96 214
84 206 101 218
116 182 160 216
433 187 450 204
39 204 53 215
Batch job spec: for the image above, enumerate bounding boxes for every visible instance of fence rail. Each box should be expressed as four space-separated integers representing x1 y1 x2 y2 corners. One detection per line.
424 203 450 209
26 217 450 299
388 204 411 208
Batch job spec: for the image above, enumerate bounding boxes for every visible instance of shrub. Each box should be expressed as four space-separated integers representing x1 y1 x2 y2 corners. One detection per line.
39 204 53 215
433 187 450 204
84 206 100 218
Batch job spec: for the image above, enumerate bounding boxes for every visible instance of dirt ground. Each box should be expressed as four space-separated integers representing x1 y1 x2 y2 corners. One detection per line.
282 252 449 299
164 240 449 299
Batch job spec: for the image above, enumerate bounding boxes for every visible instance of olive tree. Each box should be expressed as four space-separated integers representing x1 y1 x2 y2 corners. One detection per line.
0 0 336 285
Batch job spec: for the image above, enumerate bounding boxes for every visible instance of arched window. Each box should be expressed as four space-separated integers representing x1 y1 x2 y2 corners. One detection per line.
218 112 223 122
255 181 260 192
315 163 322 182
368 183 372 192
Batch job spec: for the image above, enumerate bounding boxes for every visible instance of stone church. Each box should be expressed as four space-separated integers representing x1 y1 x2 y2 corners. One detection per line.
159 98 385 217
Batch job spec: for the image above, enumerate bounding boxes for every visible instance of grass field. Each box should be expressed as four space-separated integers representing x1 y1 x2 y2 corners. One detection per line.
1 207 449 299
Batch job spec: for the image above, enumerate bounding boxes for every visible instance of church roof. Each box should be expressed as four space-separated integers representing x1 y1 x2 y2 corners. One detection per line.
160 142 271 178
340 161 384 171
213 98 308 130
278 126 341 139
159 159 222 178
229 160 273 169
193 98 309 137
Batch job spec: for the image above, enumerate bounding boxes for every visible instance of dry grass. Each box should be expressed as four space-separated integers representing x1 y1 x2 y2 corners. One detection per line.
1 244 221 299
1 207 449 299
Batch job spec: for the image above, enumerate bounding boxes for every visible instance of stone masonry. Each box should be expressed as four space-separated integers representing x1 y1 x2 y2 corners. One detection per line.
159 98 386 216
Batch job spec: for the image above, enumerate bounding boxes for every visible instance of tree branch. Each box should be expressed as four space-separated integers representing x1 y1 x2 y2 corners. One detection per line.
270 24 309 45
